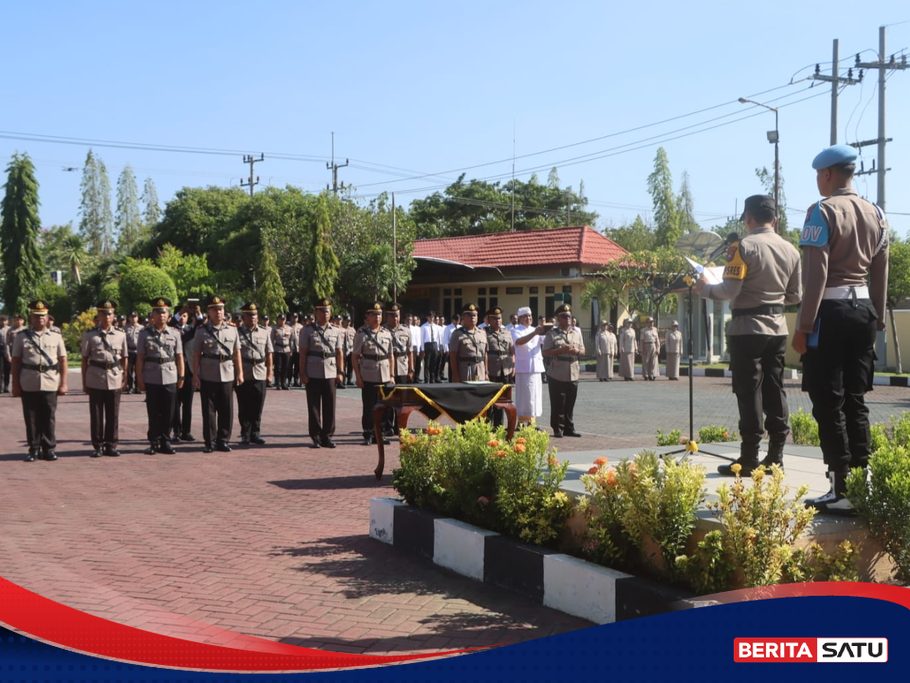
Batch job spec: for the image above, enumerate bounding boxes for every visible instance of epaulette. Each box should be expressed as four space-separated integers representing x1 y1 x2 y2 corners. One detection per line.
258 324 268 330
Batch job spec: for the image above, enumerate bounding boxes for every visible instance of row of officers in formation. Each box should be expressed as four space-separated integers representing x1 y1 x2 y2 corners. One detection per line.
3 294 632 459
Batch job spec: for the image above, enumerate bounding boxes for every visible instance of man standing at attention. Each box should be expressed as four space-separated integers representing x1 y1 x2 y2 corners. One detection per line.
618 318 637 381
542 303 584 437
299 298 345 449
353 302 394 446
640 317 660 381
124 310 142 394
697 194 801 476
136 298 184 455
595 321 616 382
11 300 68 461
236 302 273 446
791 146 888 514
665 321 682 381
449 303 488 383
193 295 243 453
81 300 128 457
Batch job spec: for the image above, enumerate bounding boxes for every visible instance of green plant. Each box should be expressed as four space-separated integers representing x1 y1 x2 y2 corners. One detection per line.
846 443 910 583
697 425 736 443
790 408 820 446
580 451 705 581
656 429 683 447
870 423 889 454
61 308 97 353
783 541 860 584
118 264 178 318
392 420 574 547
888 413 910 448
678 464 816 590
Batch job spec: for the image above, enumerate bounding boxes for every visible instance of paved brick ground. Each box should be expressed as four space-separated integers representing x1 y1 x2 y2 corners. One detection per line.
1 374 908 655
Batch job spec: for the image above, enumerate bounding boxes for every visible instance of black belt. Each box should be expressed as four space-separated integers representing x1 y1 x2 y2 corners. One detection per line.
488 351 510 357
147 356 175 364
243 358 265 366
732 304 784 318
555 355 576 362
459 356 483 363
361 353 390 360
89 360 120 370
203 353 232 362
21 362 58 373
307 351 333 358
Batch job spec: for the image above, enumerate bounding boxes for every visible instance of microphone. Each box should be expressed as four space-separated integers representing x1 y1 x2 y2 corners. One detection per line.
705 233 740 264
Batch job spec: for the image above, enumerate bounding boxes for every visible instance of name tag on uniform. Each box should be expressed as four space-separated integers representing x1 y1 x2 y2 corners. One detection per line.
723 243 747 281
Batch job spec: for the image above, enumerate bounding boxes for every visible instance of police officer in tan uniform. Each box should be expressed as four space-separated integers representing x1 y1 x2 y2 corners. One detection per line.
124 311 142 394
193 294 243 453
595 321 617 381
270 313 294 390
697 194 801 476
288 312 302 388
484 306 515 427
11 300 68 461
5 313 26 393
640 317 660 380
665 321 682 380
791 146 889 514
382 302 414 435
299 298 345 449
81 300 129 457
353 302 394 446
449 303 488 382
0 314 10 393
236 302 273 446
137 298 185 454
542 303 584 437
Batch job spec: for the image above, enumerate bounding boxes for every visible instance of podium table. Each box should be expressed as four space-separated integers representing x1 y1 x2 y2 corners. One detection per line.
372 383 516 479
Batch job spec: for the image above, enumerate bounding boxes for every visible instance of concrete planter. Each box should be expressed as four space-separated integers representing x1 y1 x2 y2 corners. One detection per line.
370 497 698 625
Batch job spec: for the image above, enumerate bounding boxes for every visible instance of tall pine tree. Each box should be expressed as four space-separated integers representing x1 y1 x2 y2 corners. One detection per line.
115 165 143 252
1 153 46 315
648 147 681 248
78 149 113 257
310 193 340 301
141 177 160 230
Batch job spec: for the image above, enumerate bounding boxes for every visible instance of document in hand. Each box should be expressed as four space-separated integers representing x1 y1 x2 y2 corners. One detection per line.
684 256 725 285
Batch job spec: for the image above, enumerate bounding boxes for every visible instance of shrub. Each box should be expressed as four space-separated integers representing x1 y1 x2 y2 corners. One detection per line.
656 429 682 447
783 541 860 584
580 451 705 581
677 465 816 590
697 425 736 443
61 308 97 354
119 264 177 318
392 420 574 547
846 443 910 583
790 408 820 446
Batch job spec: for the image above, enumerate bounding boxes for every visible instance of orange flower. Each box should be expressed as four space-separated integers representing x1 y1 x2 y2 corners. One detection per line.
494 450 508 458
488 440 500 448
605 470 618 486
515 437 527 445
594 457 608 467
588 466 599 475
426 426 443 436
547 456 558 468
408 435 417 445
514 444 526 453
723 431 729 438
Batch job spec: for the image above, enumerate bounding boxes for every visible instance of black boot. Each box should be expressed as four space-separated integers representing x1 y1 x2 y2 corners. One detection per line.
805 470 855 515
717 456 760 477
760 442 785 470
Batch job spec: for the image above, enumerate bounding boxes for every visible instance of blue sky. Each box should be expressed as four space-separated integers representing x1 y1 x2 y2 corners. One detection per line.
3 1 910 237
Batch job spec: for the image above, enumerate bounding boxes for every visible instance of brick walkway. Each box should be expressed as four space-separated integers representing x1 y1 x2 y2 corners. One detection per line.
1 374 907 654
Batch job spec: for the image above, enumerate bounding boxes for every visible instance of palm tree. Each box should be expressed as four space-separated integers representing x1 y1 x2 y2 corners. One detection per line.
62 234 88 285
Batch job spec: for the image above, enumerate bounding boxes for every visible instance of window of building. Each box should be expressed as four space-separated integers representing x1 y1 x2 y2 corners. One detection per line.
562 285 572 294
478 287 487 295
545 286 555 294
529 286 539 294
505 287 523 295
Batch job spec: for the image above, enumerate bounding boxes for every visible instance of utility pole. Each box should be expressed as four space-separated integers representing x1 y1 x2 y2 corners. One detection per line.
811 39 862 144
853 26 908 211
392 192 397 303
326 132 349 194
241 154 264 196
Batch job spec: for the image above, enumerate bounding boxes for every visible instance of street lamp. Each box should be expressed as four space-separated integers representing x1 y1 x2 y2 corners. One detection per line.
739 97 780 232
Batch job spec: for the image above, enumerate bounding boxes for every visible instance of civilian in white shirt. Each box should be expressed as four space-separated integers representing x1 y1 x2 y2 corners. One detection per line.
510 306 547 426
408 314 422 383
440 313 459 382
420 312 441 383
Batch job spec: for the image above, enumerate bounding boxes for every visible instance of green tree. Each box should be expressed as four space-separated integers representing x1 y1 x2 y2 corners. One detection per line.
78 149 114 257
605 215 656 253
255 246 287 318
311 193 339 301
648 147 680 248
580 277 625 325
887 237 910 373
617 247 688 326
676 170 699 235
141 177 161 230
152 185 249 257
756 166 789 236
1 153 46 315
116 165 143 252
155 244 214 304
118 263 177 318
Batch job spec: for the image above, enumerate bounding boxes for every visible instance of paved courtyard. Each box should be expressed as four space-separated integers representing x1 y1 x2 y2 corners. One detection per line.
1 372 908 654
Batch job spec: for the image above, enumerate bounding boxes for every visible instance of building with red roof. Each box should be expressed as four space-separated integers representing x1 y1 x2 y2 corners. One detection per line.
403 226 630 329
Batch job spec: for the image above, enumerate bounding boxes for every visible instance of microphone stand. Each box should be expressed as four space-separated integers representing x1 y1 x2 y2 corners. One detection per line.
663 276 734 465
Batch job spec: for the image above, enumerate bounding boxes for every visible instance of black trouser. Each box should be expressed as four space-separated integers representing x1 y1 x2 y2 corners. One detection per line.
305 377 336 441
1 353 9 391
361 380 384 437
126 353 138 392
289 351 300 386
200 379 234 446
236 378 267 440
145 383 176 446
488 369 510 427
801 299 878 473
344 353 354 385
88 387 122 448
548 377 578 435
423 343 438 383
21 390 57 451
383 376 409 433
274 352 290 389
438 353 448 381
173 369 194 437
413 352 422 382
728 334 789 460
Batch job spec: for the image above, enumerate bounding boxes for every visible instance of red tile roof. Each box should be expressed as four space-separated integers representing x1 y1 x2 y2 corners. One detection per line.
412 226 628 269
